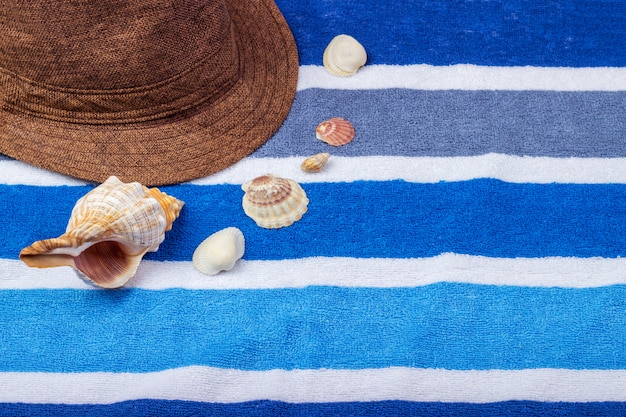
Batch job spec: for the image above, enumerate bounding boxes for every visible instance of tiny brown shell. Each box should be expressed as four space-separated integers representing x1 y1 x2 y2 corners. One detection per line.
300 153 330 173
316 117 355 146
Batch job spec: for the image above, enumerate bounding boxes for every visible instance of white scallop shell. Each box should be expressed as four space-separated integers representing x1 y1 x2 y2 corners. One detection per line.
19 176 184 288
192 227 245 275
323 34 367 77
242 174 308 229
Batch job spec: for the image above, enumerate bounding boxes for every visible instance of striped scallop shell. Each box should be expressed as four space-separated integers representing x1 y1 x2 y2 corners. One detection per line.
192 227 245 275
241 174 308 229
301 153 330 173
316 117 355 146
323 34 367 77
19 176 184 288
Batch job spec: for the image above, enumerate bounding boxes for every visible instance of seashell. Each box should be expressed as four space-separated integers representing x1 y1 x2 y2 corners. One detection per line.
193 227 245 275
19 176 184 288
300 152 330 173
241 174 308 229
316 117 355 146
323 34 367 77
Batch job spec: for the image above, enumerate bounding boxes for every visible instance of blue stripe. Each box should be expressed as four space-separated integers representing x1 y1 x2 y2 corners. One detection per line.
277 0 626 66
0 285 624 372
2 400 626 417
258 89 626 158
3 90 626 161
6 180 626 261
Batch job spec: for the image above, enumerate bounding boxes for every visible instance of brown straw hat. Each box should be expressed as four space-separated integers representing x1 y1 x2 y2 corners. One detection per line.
0 0 298 185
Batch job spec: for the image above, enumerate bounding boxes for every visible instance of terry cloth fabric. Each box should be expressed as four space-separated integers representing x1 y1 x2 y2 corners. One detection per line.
1 0 626 416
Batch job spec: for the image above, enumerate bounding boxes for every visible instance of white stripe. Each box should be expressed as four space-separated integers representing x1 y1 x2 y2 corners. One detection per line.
5 254 626 290
196 154 626 185
0 160 91 186
298 64 626 91
5 154 626 186
1 366 625 404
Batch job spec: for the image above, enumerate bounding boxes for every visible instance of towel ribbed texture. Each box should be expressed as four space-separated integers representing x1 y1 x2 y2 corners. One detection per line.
1 0 625 415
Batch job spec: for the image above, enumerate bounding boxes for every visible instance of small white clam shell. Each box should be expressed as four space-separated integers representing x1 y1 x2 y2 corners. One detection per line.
323 34 367 77
192 227 245 275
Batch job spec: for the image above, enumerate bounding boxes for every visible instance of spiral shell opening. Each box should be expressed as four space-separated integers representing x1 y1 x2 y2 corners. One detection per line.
20 237 147 288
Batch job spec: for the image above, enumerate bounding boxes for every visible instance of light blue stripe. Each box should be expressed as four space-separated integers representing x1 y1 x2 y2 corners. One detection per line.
6 180 626 261
0 284 624 372
277 0 626 66
256 89 626 158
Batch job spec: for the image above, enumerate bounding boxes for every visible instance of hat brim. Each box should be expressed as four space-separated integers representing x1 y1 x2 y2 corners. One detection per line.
0 0 298 186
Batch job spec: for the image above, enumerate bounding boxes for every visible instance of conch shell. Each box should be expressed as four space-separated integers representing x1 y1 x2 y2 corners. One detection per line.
192 227 245 275
323 34 367 77
242 174 308 229
19 176 184 288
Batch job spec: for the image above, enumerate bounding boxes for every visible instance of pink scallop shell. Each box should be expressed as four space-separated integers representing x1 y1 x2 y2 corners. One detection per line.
315 117 355 146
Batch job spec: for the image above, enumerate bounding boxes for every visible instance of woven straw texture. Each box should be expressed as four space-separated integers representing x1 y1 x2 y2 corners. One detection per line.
0 0 298 185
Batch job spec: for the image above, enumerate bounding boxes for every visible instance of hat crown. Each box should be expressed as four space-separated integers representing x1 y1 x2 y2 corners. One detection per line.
0 0 239 123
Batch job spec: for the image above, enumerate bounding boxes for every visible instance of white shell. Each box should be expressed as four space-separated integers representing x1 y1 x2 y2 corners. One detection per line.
323 34 367 77
19 176 184 288
192 227 245 275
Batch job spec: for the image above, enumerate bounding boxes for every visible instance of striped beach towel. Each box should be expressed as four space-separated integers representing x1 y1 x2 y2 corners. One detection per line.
2 0 626 415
